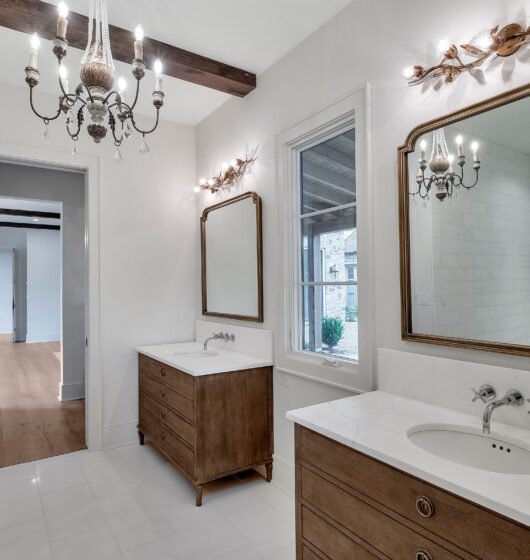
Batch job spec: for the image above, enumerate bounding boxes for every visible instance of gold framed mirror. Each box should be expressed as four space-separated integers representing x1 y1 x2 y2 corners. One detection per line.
398 83 530 356
201 191 264 322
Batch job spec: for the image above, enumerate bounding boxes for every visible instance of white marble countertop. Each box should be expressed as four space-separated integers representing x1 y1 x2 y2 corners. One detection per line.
137 342 273 377
287 391 530 526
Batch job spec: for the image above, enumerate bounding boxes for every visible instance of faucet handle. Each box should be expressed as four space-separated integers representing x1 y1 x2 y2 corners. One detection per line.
527 399 530 414
471 385 496 403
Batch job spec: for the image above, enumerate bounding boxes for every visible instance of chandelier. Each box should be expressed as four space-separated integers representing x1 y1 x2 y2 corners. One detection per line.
411 128 481 203
24 0 164 161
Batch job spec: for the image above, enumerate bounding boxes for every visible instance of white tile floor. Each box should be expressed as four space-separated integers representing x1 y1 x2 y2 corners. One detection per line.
0 445 295 560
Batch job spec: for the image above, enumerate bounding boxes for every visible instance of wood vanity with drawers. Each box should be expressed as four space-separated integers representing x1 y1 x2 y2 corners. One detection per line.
295 425 530 560
138 354 273 506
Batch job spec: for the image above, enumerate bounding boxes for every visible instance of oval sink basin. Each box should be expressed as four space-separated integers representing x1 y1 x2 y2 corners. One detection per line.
172 350 218 358
408 424 530 475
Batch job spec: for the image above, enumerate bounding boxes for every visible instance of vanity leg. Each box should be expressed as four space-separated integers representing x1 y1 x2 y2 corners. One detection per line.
195 485 204 507
265 462 273 483
138 430 145 446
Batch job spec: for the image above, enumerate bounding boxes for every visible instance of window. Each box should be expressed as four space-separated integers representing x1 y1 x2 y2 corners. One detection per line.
276 89 373 391
299 130 358 361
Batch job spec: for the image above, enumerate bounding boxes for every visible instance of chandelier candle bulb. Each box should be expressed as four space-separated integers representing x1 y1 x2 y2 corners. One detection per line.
29 33 40 69
57 2 69 39
471 141 479 162
456 135 464 157
448 154 455 174
420 139 427 160
154 59 163 91
134 25 144 60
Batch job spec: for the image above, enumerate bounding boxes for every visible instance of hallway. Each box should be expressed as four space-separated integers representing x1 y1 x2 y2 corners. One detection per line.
0 335 85 467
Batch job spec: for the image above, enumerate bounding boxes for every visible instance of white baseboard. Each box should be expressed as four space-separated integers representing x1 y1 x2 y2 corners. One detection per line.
59 382 85 401
103 420 139 450
26 333 60 343
271 453 295 497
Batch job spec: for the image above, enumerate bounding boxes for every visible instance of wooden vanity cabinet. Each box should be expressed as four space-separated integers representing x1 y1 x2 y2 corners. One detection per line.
295 425 530 560
138 354 273 506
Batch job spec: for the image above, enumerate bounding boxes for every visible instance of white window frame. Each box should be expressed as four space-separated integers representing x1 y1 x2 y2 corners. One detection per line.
275 87 374 392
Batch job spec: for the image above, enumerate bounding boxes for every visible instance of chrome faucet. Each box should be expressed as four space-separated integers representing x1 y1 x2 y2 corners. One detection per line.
203 331 235 351
482 390 524 434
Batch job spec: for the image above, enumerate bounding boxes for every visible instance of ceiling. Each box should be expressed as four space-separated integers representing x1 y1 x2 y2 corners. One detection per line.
0 197 62 227
0 0 353 126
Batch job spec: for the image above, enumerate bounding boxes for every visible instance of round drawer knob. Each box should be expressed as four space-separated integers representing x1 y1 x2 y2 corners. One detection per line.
160 388 166 398
416 550 432 560
160 431 165 440
161 368 166 376
160 409 166 419
416 495 435 518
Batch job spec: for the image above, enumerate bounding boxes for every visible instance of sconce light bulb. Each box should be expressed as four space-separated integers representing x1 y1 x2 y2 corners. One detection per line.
222 162 229 171
477 33 493 50
57 1 69 18
154 59 163 75
199 178 207 185
231 159 239 168
208 179 215 187
471 141 479 151
437 38 450 54
193 186 201 193
456 135 463 145
59 64 68 80
117 77 127 92
30 32 40 50
420 139 427 151
134 25 144 41
402 66 415 80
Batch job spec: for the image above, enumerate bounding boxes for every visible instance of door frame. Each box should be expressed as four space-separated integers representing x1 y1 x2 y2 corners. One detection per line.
0 141 102 451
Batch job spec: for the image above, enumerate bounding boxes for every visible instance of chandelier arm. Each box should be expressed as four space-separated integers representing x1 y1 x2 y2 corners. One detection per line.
57 77 87 109
29 87 62 123
130 108 160 136
462 168 480 189
108 108 124 146
66 106 85 140
128 79 142 113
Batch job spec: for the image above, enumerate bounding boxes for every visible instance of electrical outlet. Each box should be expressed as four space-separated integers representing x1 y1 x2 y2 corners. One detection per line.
277 371 289 387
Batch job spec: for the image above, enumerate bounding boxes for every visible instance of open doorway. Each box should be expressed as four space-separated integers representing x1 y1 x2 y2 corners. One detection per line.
0 163 87 467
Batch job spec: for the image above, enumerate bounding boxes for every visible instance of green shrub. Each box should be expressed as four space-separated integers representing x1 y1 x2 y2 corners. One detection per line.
345 306 358 322
322 316 344 351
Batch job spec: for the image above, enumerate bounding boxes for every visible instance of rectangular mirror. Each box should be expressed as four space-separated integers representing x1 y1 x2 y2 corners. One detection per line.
399 85 530 356
201 192 263 322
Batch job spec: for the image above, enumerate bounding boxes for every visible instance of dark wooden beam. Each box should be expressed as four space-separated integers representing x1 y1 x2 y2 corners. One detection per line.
0 208 60 219
0 0 256 97
0 222 60 230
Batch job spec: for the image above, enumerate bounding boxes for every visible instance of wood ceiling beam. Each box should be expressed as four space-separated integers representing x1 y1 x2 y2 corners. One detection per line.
0 208 60 219
0 0 256 97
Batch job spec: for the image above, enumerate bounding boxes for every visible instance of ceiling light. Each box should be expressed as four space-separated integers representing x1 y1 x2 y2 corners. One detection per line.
24 0 165 162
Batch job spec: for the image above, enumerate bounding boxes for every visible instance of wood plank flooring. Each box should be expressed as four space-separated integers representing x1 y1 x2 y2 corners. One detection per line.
0 334 85 467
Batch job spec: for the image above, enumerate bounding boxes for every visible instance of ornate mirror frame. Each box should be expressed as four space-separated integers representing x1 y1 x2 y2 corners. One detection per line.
201 191 264 323
398 83 530 356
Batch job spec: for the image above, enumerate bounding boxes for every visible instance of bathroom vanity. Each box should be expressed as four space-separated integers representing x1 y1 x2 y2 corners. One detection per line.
288 392 530 560
137 341 273 506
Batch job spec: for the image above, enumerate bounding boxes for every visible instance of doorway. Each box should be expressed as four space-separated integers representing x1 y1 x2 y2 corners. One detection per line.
0 168 87 466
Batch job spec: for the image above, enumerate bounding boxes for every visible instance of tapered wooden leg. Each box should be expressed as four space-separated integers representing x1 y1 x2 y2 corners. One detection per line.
138 430 145 445
195 485 204 507
266 461 273 483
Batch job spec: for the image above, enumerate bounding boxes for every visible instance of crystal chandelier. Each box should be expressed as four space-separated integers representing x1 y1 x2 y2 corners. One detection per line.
24 1 164 160
411 128 481 203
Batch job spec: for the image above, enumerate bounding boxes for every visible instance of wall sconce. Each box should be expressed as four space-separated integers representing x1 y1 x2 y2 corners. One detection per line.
194 153 257 194
402 23 530 85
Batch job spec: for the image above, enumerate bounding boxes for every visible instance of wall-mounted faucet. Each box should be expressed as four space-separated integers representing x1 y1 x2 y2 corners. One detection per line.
481 390 524 434
203 332 235 351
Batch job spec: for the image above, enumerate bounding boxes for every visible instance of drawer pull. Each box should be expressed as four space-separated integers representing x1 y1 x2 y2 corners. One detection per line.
416 550 432 560
416 495 435 518
161 368 166 376
160 431 166 440
160 409 167 419
160 388 166 398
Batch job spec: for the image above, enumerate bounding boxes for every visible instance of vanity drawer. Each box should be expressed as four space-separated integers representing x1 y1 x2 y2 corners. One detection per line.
302 507 377 560
139 354 193 398
302 466 459 560
139 371 194 423
139 408 194 474
300 427 530 560
139 390 194 448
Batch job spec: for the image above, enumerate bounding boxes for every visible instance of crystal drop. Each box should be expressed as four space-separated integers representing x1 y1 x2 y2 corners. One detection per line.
426 194 430 201
113 147 123 163
138 137 150 154
71 142 78 157
43 124 52 144
423 200 427 208
123 122 132 139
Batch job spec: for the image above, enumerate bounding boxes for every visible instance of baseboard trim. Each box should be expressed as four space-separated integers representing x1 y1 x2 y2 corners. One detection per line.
103 420 139 450
59 382 85 401
270 453 295 497
26 333 60 343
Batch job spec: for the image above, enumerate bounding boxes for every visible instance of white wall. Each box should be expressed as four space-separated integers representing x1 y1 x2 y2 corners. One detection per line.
25 229 61 342
0 80 197 447
0 249 13 333
196 0 530 494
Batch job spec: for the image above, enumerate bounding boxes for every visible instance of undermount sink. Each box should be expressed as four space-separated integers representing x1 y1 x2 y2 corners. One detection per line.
172 350 218 358
408 424 530 475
